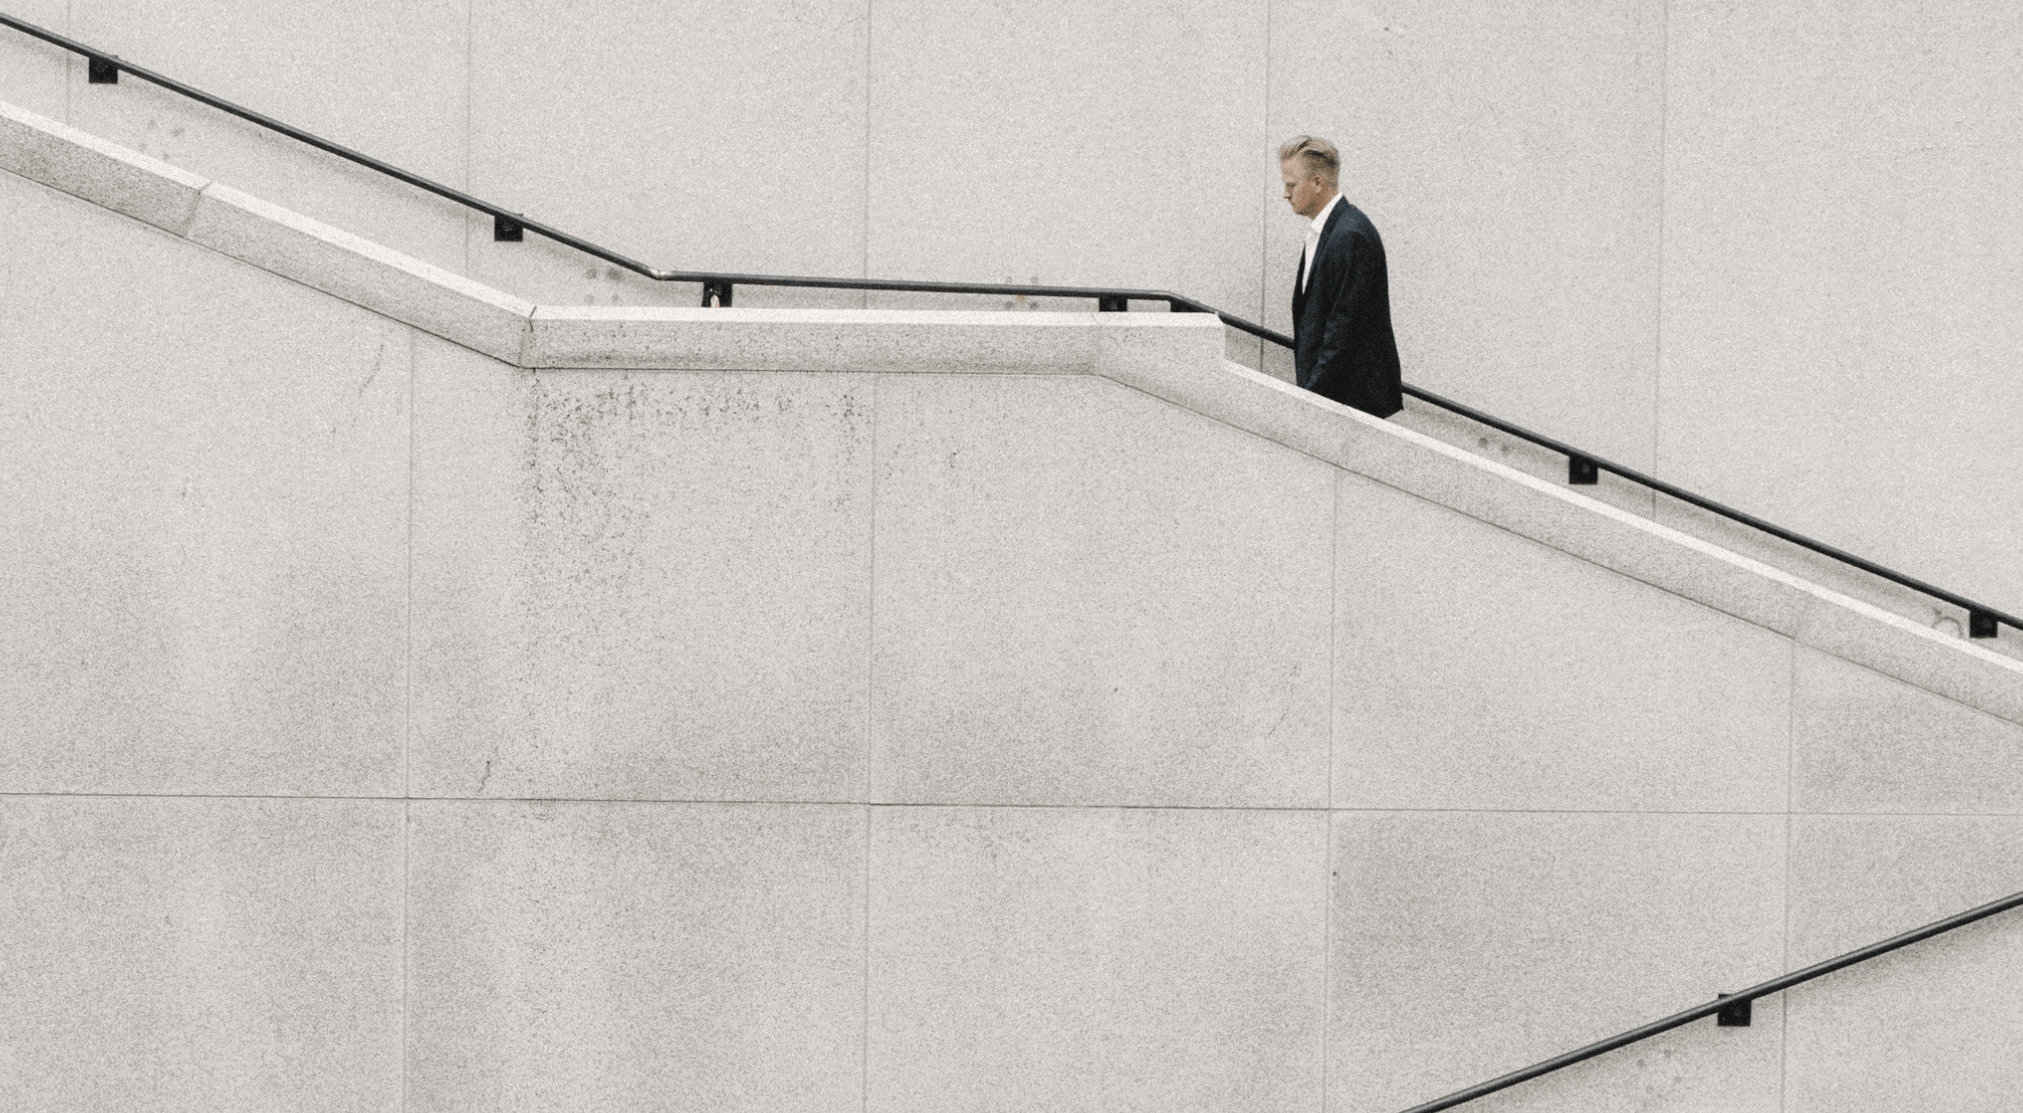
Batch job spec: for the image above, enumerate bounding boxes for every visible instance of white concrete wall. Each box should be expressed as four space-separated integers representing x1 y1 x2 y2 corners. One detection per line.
2 2 2018 626
6 109 2023 1113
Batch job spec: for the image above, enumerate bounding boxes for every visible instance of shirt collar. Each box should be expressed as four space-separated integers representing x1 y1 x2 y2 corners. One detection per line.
1307 191 1342 234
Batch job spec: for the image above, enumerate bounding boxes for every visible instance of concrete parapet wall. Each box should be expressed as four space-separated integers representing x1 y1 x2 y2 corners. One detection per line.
5 102 2023 1112
4 1 2019 627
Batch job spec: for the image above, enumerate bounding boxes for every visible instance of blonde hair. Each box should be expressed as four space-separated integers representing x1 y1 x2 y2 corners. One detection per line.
1278 135 1340 185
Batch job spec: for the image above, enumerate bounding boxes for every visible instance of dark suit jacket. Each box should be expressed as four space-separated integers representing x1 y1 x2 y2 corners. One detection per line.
1293 198 1403 418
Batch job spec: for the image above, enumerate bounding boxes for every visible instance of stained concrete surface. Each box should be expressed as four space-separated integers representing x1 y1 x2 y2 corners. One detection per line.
411 356 875 802
6 96 2023 1111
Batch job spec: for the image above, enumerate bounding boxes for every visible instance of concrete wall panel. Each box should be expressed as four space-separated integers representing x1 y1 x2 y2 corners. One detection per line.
867 805 1325 1113
870 374 1334 808
467 0 869 308
411 354 874 801
1269 0 1667 469
1331 810 1786 1113
865 0 1267 323
1661 0 2023 612
0 173 407 797
1793 647 2023 814
0 796 404 1113
407 800 865 1113
66 0 470 273
1785 815 2023 1112
0 2 68 119
1334 473 1791 812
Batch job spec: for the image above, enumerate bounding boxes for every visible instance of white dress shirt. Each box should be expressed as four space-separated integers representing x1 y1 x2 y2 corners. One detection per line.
1299 191 1345 295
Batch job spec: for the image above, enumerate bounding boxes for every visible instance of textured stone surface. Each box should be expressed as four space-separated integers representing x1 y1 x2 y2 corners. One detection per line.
868 805 1326 1113
406 801 865 1113
0 100 209 232
14 1 2023 673
1151 364 1706 613
1784 815 2023 1112
0 171 406 797
1649 493 2023 660
1332 810 1786 1113
0 796 404 1113
467 0 868 307
1794 589 2023 728
15 32 2023 1112
1389 394 1661 521
1334 470 1792 811
1661 0 2023 615
17 89 2017 809
188 182 532 363
1270 0 1667 471
1122 356 1375 467
1331 405 1813 638
865 0 1268 320
523 306 1223 378
871 373 1334 807
1794 647 2023 814
410 352 874 801
68 0 470 272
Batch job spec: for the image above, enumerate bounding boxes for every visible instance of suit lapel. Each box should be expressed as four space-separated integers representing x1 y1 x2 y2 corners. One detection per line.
1294 199 1347 331
1313 199 1347 284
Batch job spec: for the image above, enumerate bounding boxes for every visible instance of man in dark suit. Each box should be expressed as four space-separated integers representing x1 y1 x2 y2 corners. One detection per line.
1280 136 1402 418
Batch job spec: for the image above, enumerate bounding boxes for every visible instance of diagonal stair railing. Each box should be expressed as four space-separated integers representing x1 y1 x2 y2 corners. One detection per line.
1391 886 2023 1112
4 10 2018 641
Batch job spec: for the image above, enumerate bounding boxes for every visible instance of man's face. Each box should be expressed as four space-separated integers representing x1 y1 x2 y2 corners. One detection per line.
1281 160 1332 219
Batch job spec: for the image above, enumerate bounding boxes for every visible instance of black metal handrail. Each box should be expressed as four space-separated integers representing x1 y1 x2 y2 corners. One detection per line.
4 11 2016 638
1396 886 2023 1112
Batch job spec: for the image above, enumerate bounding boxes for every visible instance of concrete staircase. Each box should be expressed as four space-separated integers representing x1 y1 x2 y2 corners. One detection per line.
5 98 2022 1113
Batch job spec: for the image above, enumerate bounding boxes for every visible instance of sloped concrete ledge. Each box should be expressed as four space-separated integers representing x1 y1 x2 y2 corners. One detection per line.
1142 358 1815 635
1796 593 2023 725
6 93 2018 728
187 183 534 364
524 305 1225 378
0 100 207 234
